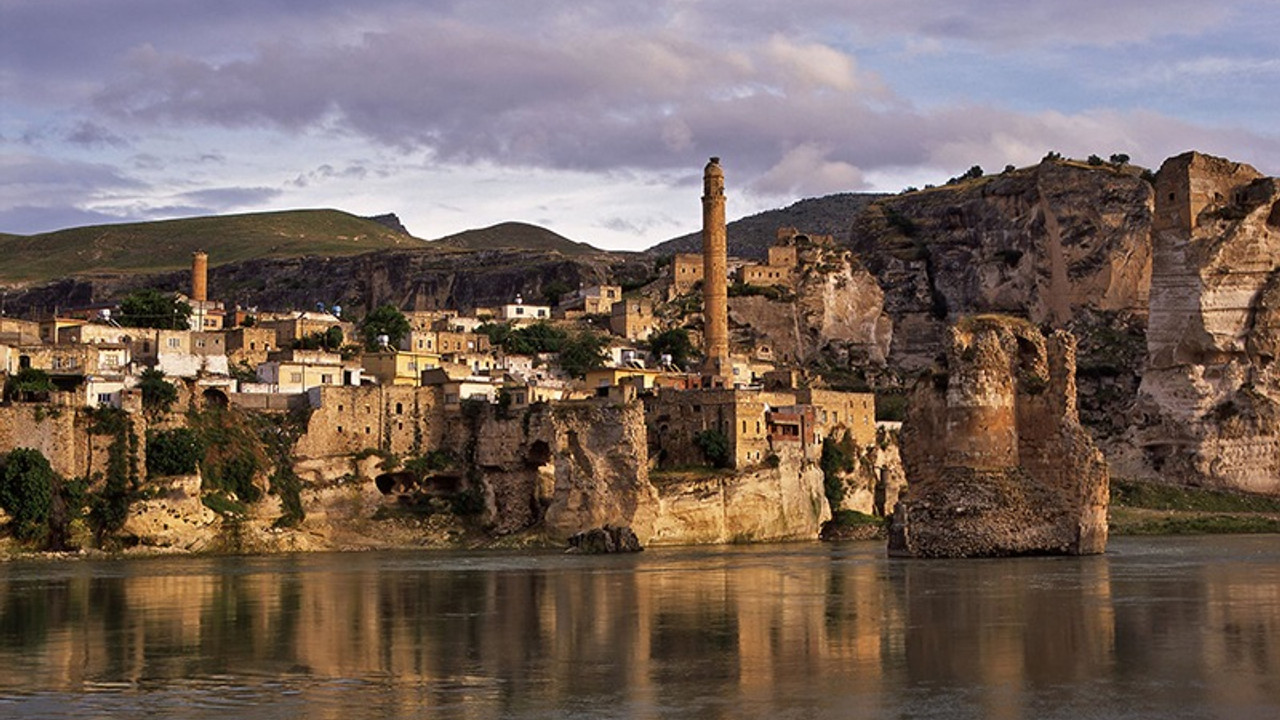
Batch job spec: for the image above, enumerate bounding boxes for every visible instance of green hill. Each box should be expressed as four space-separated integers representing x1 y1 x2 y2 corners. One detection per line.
0 209 426 284
433 221 602 256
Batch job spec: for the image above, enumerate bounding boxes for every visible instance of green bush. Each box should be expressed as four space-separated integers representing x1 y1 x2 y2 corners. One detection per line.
694 429 731 469
138 368 177 418
146 428 203 476
0 448 56 542
3 367 55 402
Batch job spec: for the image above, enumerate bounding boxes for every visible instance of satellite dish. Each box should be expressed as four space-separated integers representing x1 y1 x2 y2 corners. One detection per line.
377 334 390 349
332 305 342 317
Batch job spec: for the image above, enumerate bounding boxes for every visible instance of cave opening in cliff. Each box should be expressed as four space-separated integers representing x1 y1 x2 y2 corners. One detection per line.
527 440 552 467
202 388 229 408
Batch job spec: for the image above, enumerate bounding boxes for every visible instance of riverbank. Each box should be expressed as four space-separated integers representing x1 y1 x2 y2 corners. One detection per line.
1108 478 1280 535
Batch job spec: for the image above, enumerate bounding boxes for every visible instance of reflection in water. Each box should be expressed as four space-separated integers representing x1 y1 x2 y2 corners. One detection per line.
1 537 1278 719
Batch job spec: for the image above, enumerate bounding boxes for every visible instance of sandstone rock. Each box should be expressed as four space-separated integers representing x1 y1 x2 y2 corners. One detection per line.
1135 152 1280 495
891 316 1109 557
123 474 222 551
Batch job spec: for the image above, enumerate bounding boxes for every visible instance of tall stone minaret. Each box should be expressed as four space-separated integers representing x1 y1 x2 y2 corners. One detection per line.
701 157 729 380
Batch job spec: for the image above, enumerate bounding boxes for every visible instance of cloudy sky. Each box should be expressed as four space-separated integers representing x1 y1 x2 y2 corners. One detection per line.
3 1 1279 251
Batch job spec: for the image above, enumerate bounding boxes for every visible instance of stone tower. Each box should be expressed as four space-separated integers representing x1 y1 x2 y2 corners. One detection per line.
191 251 208 303
701 157 730 381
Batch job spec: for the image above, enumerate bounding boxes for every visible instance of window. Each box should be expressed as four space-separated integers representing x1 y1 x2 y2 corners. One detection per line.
516 307 525 315
321 374 333 384
167 338 181 348
97 393 114 405
337 426 343 433
195 338 205 348
289 372 302 383
365 427 371 434
250 342 256 350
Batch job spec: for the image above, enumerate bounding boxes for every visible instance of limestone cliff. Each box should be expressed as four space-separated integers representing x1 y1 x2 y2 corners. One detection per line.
849 161 1152 375
453 400 830 545
728 240 892 371
1134 152 1280 494
891 316 1109 557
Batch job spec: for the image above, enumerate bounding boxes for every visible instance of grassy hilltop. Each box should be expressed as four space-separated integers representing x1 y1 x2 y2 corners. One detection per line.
0 209 425 285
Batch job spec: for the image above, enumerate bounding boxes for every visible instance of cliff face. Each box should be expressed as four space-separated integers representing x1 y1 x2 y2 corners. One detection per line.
892 316 1109 557
455 401 829 545
849 161 1153 374
1 247 652 317
728 241 893 370
1134 152 1280 494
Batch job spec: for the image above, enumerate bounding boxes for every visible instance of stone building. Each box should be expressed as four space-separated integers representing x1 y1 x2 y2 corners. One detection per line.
671 253 704 297
224 326 276 368
294 385 444 461
609 298 655 341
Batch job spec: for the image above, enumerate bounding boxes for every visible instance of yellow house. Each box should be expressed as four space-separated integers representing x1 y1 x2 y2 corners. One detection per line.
362 349 441 386
584 367 665 392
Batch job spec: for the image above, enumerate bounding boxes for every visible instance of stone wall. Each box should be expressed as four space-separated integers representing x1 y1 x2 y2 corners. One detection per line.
893 316 1109 557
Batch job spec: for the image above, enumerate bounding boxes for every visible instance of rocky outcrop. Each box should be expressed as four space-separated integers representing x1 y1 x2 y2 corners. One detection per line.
567 525 643 553
849 161 1153 375
729 241 892 369
647 450 830 544
1134 152 1280 494
123 474 221 551
891 316 1109 557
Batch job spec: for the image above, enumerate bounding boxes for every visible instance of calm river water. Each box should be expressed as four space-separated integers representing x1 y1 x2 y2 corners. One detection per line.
1 536 1278 719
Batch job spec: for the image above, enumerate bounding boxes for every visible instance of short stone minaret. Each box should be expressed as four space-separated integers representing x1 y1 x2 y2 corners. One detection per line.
701 157 729 380
191 251 208 303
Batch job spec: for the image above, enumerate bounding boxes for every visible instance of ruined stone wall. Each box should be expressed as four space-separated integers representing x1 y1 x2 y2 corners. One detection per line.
894 317 1109 557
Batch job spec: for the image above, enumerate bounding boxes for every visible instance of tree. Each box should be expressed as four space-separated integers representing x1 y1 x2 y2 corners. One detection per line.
650 327 696 370
0 448 56 542
542 280 573 306
557 329 609 378
138 368 177 418
117 289 192 329
360 304 411 350
1110 153 1131 165
1087 154 1105 166
146 428 203 476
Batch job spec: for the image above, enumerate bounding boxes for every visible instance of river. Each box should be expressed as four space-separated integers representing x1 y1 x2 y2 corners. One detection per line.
0 536 1277 719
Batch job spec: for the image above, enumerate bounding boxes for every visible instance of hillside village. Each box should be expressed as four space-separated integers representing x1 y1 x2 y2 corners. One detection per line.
0 159 888 553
